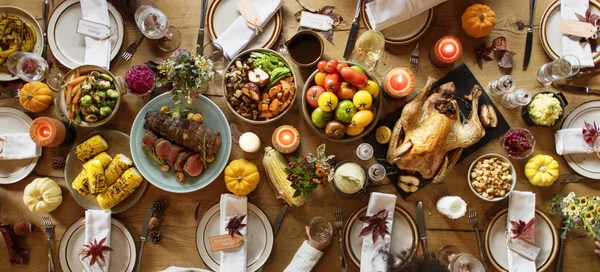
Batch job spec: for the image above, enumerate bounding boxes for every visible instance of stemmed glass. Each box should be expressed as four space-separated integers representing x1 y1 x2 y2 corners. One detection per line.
350 30 386 71
5 52 48 82
437 246 485 272
135 5 182 52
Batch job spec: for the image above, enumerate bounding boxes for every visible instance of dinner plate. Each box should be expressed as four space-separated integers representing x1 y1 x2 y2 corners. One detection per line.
0 6 44 81
560 100 600 179
59 217 136 272
48 0 124 69
485 209 559 272
540 0 600 63
206 0 282 50
360 1 434 45
64 130 148 213
130 92 232 193
344 205 418 268
195 203 274 272
0 107 41 184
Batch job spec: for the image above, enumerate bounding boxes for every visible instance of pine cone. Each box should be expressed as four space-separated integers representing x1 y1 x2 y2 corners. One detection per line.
149 230 161 244
52 156 66 170
151 200 166 213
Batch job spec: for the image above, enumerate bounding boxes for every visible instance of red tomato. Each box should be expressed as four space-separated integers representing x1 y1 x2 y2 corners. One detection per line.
314 72 327 86
340 67 368 88
324 73 341 92
317 60 327 72
337 82 356 100
325 59 339 74
306 85 326 108
336 62 349 72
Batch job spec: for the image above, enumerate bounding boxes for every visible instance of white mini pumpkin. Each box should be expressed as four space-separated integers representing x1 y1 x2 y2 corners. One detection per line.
23 177 63 213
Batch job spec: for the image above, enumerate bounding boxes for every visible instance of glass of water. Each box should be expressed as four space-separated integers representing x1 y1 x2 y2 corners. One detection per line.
309 216 332 243
536 54 580 85
449 253 485 272
135 5 181 52
5 52 48 82
203 42 230 73
351 30 386 71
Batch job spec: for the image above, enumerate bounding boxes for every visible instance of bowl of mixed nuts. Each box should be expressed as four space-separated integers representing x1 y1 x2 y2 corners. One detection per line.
468 154 516 201
222 48 297 124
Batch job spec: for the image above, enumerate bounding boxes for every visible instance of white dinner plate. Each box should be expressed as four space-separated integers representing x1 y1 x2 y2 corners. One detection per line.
540 0 600 64
59 217 136 272
485 209 559 272
0 6 44 81
196 203 274 272
48 0 124 69
560 100 600 179
0 107 41 184
206 0 282 50
344 205 418 268
360 1 434 45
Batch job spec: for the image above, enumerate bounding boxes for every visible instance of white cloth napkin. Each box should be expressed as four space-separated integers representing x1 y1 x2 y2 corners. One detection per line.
365 0 446 31
360 192 396 272
79 210 111 272
161 267 211 272
0 133 40 160
80 0 111 69
507 191 536 272
555 128 597 155
562 0 595 68
220 194 248 272
215 0 285 59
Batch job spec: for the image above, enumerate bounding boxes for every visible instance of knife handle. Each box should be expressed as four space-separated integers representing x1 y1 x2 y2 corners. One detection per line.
556 239 565 272
474 228 488 269
523 32 533 70
343 20 359 59
421 237 428 254
134 238 146 272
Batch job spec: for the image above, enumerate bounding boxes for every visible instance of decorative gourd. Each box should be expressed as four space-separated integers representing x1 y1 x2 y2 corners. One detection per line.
23 177 63 213
224 159 260 196
19 82 52 112
524 155 559 187
461 4 496 38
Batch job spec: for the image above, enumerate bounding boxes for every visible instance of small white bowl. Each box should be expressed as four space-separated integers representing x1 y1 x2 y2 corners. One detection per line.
467 154 516 202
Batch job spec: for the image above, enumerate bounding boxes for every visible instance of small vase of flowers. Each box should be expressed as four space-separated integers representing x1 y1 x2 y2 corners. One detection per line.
547 192 600 238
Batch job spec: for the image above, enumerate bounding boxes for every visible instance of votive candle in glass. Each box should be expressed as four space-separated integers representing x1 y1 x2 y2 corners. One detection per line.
430 36 463 67
29 117 69 147
272 125 300 154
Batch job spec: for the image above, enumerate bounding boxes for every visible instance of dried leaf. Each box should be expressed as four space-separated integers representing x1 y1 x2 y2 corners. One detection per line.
319 5 335 15
474 42 494 69
296 0 317 12
328 13 345 27
321 29 334 44
510 218 541 239
80 237 113 266
576 13 587 22
294 10 303 21
226 215 247 237
582 121 600 145
358 209 390 243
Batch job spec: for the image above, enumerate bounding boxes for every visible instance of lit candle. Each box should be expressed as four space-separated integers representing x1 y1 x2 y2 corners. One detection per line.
430 36 463 67
272 125 300 154
29 117 71 147
239 132 261 153
384 67 415 99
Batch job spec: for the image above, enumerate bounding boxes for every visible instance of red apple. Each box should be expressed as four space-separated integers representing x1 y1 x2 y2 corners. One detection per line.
306 85 326 108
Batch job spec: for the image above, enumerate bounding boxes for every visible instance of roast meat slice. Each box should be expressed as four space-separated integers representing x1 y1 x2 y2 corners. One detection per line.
174 150 193 172
183 154 204 177
167 144 184 167
155 139 172 161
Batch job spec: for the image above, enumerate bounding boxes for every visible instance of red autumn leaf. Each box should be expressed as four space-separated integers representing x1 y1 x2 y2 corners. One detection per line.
81 237 113 266
226 214 247 238
510 218 541 239
474 42 494 69
358 209 390 243
583 121 600 145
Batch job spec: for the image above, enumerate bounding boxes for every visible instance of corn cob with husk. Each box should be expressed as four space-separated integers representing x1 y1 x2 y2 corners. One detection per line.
85 159 107 194
105 154 133 187
72 152 112 195
76 135 108 162
263 146 305 207
97 168 143 209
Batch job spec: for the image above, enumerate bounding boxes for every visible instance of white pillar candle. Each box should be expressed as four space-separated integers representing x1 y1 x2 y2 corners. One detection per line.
436 196 467 220
239 132 261 153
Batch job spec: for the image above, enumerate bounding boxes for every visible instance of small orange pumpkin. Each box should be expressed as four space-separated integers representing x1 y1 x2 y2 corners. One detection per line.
19 82 52 112
461 4 496 38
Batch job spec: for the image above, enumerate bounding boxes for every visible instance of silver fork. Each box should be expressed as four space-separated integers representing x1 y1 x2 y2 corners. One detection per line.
558 173 585 184
410 42 420 71
278 30 287 58
334 208 348 272
468 207 488 269
119 33 145 62
42 217 56 272
0 89 20 98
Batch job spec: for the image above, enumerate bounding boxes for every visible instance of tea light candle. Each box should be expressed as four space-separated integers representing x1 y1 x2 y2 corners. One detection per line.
239 132 261 153
272 125 300 154
436 196 467 220
430 36 463 67
29 117 68 147
384 68 415 99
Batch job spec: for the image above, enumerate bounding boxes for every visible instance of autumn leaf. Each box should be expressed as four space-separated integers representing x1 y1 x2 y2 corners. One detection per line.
358 209 390 242
226 215 247 238
510 218 541 239
474 42 494 69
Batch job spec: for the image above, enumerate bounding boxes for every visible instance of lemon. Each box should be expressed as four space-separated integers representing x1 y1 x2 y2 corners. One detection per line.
375 126 391 144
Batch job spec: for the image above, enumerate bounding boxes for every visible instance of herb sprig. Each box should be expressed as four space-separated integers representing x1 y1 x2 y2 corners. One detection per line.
285 144 335 199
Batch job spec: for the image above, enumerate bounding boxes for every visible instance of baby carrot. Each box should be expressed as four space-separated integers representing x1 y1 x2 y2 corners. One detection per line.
68 75 87 87
65 85 73 105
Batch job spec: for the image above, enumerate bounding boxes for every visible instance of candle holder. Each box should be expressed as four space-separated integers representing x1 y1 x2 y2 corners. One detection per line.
430 36 463 67
272 125 300 154
29 117 76 147
384 67 416 99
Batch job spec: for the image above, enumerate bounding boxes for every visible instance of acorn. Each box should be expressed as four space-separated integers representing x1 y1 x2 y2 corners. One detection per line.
13 221 33 236
149 217 160 231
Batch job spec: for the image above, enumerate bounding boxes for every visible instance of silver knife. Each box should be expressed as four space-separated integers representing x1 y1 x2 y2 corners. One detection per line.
272 204 288 236
134 205 155 272
42 0 48 59
552 82 600 95
197 0 208 51
555 217 567 272
343 0 363 59
523 0 536 70
417 201 428 253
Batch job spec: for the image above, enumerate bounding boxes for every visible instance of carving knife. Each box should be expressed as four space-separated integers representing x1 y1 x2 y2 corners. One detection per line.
552 82 600 95
523 0 536 70
417 201 428 253
197 0 208 51
343 0 363 59
42 0 48 59
272 204 288 237
134 205 154 272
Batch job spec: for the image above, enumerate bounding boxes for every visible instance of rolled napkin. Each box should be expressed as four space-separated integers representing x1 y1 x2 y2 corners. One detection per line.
365 0 446 31
80 0 112 69
562 0 595 68
556 128 597 155
0 133 40 160
79 210 112 272
220 194 248 272
507 191 536 272
215 0 284 59
360 192 396 272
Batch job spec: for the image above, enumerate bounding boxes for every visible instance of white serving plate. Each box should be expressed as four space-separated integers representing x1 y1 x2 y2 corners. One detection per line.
0 6 44 81
561 100 600 179
360 1 434 45
0 107 41 184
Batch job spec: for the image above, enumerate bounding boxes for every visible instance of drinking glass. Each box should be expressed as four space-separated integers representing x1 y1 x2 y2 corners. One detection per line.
536 54 580 85
309 216 332 243
5 52 48 82
351 30 386 71
502 89 531 109
203 42 230 73
135 5 181 52
487 75 515 97
437 245 461 267
46 66 67 91
449 253 485 272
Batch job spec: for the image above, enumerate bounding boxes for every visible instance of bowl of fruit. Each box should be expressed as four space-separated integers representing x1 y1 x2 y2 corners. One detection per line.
302 60 382 142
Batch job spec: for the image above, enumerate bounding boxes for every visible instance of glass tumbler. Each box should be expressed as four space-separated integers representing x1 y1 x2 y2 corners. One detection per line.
309 216 332 243
536 54 580 85
203 42 230 73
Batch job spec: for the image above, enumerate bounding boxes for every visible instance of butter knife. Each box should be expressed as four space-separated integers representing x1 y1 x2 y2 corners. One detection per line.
42 0 48 59
134 205 155 272
273 204 288 236
417 201 428 253
343 0 363 59
523 0 536 70
552 82 600 95
556 217 567 272
197 0 208 51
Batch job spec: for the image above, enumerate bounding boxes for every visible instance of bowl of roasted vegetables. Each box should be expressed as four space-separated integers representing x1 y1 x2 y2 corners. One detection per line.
57 65 125 127
223 49 297 124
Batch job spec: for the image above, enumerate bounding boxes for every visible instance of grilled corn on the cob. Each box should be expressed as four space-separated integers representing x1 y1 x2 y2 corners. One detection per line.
97 168 143 209
72 152 113 195
76 135 108 162
105 154 133 187
85 159 107 194
263 146 305 207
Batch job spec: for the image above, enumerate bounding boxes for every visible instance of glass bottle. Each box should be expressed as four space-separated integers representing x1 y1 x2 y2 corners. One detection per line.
487 75 515 97
502 89 531 109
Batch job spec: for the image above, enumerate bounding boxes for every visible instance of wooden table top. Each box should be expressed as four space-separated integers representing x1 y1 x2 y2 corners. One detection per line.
2 0 600 271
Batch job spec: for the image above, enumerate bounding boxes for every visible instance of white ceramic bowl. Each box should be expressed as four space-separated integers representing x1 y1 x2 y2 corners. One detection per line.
467 154 516 202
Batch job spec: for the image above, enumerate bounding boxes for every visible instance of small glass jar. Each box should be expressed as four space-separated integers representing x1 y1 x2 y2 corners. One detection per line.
356 143 374 160
368 164 386 182
500 128 535 159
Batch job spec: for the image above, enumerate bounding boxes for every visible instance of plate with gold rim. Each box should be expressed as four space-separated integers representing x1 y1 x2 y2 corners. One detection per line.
360 1 434 45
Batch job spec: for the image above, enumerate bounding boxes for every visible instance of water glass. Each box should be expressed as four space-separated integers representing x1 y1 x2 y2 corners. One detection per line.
5 52 48 82
309 216 332 243
351 30 386 71
46 66 67 91
203 42 230 73
487 75 515 97
135 5 181 52
536 54 580 85
449 253 485 272
502 89 531 109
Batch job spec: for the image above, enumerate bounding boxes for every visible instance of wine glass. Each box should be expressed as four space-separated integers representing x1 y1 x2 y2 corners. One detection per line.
203 42 230 73
135 5 182 52
350 30 386 71
46 66 67 91
5 52 48 82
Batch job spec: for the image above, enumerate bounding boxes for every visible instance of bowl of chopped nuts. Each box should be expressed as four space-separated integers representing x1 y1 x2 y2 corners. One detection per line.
468 154 516 201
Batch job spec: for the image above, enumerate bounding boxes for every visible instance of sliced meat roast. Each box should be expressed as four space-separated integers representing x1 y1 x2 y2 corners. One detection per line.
174 150 193 172
183 154 205 177
155 139 172 161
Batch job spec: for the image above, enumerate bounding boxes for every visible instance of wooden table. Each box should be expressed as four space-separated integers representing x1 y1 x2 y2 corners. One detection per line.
2 0 600 271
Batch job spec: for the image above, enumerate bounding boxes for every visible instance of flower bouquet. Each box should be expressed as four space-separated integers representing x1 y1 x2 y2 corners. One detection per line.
285 144 335 199
548 192 600 238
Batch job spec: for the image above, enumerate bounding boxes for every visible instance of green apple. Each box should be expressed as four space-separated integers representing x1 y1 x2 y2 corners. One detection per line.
335 100 358 123
311 107 333 129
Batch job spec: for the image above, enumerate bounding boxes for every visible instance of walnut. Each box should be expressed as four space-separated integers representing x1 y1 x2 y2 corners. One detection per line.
492 36 508 51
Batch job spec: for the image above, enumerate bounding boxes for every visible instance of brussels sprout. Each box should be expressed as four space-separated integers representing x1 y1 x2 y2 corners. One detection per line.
89 105 100 114
81 105 100 115
99 73 113 82
89 71 100 78
106 89 119 98
96 79 111 89
84 114 99 123
92 91 107 102
80 82 93 93
104 99 116 108
80 95 93 107
100 106 113 117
